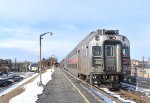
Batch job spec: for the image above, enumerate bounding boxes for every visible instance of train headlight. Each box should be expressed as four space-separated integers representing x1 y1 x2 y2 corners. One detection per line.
122 36 126 41
95 35 99 41
92 76 96 79
107 36 116 40
93 67 98 71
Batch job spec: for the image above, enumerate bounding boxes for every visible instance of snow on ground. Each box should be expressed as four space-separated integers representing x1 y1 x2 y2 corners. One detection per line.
63 70 136 103
88 86 115 103
9 68 54 103
100 88 136 103
0 73 38 97
121 82 150 99
8 72 35 78
137 87 150 94
67 70 115 103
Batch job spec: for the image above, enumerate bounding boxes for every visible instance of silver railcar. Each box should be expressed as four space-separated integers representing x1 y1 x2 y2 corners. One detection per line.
61 29 130 87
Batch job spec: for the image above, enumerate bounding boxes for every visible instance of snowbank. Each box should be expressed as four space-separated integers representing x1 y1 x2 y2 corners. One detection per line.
101 88 136 103
0 73 38 97
88 86 115 103
9 68 54 103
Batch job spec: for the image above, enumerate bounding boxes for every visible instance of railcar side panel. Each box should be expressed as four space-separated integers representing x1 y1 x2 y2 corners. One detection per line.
61 29 130 88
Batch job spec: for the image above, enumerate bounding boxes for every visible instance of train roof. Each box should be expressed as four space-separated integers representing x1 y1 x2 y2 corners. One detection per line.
64 29 129 59
77 29 120 46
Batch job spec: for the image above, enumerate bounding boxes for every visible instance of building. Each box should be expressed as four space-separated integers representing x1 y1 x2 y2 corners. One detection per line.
131 59 150 78
130 67 150 91
131 67 150 78
39 57 58 71
18 62 31 72
29 63 38 72
131 59 150 68
11 62 19 72
12 61 30 72
131 59 143 68
0 59 12 74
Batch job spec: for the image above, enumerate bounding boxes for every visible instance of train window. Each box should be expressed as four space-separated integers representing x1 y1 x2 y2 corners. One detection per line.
106 46 114 56
92 46 101 56
123 46 129 56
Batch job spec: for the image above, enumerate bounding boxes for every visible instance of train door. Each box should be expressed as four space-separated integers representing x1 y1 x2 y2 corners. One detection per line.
105 45 116 71
77 50 81 76
104 44 121 72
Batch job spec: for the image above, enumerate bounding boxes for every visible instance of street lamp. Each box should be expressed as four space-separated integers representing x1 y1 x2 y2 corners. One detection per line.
38 32 53 86
50 55 53 67
50 55 55 72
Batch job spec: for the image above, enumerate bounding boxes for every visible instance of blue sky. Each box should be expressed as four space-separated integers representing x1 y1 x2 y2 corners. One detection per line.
0 0 150 62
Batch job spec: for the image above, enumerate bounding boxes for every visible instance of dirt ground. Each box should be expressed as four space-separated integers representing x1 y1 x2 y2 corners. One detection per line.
0 75 39 103
119 90 150 103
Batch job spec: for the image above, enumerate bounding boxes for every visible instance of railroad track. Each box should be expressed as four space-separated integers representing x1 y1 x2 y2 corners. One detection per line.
64 70 122 103
64 69 150 103
116 89 150 103
81 81 122 103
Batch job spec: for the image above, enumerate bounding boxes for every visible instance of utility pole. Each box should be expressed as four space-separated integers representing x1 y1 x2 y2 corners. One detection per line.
142 56 147 77
142 56 144 77
143 56 144 67
135 66 138 90
14 58 17 72
50 55 53 68
51 58 53 67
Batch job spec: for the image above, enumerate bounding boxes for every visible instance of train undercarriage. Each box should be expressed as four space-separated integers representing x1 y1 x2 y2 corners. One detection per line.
78 73 123 90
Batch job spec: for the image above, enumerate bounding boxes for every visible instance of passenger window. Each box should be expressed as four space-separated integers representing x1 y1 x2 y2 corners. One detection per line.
123 46 129 56
106 46 114 56
92 46 101 56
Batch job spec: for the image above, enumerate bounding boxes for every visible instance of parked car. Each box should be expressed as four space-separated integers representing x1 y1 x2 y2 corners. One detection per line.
8 75 24 82
0 78 13 87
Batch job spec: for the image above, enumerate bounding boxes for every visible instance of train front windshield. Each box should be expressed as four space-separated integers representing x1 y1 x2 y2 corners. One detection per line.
122 46 129 56
92 46 101 56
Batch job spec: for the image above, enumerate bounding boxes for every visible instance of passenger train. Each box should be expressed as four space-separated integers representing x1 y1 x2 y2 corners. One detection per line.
60 29 130 88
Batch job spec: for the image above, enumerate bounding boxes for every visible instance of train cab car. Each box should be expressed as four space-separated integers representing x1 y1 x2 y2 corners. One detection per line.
61 29 130 88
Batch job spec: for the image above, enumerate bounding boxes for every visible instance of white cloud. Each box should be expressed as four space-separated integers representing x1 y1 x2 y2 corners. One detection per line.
0 0 150 61
0 39 37 51
0 37 76 54
1 0 149 23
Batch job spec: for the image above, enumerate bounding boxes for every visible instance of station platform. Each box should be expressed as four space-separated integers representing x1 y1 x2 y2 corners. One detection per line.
37 67 87 103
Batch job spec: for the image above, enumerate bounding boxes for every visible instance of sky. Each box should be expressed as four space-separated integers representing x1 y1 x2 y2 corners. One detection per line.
0 0 150 62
